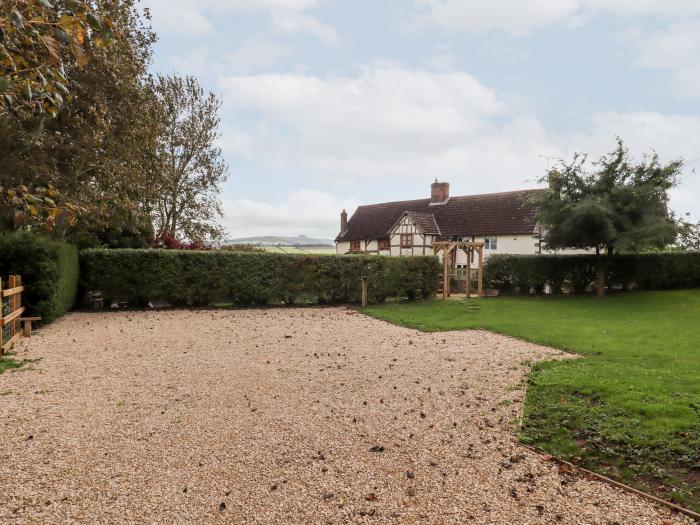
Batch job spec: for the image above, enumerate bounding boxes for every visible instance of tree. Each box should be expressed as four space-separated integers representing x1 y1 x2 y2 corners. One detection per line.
0 0 159 246
676 215 700 252
1 0 114 119
534 139 680 296
151 75 228 243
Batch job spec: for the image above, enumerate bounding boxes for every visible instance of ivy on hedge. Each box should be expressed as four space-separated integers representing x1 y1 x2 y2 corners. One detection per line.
80 249 441 306
0 233 79 323
485 253 700 294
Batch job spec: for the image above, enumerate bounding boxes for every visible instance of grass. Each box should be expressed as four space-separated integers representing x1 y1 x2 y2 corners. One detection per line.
0 353 28 374
263 246 336 255
363 290 700 511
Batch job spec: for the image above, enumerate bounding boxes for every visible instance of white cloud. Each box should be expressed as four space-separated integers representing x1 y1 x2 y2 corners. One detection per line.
227 37 294 74
218 65 699 232
146 1 215 37
218 64 554 195
271 13 340 46
143 0 328 40
632 19 700 98
223 190 359 238
409 0 700 36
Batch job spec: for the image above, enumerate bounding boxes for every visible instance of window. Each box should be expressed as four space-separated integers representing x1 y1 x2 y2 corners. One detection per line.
350 240 361 251
484 237 498 250
378 238 390 250
400 234 412 248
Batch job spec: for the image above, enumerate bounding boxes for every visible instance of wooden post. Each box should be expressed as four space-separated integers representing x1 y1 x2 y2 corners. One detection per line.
8 275 15 342
361 275 368 308
0 277 3 355
478 246 484 297
466 246 471 298
16 275 22 339
442 248 449 299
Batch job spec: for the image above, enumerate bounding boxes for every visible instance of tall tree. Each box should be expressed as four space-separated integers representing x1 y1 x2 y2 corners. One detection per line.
151 75 228 243
0 0 114 119
534 139 680 295
0 0 159 246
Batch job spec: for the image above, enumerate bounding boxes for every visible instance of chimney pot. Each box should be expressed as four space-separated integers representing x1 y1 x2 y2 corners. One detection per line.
431 181 450 204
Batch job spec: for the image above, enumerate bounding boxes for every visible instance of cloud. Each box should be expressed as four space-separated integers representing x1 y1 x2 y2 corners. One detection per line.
218 64 553 195
227 37 294 74
222 190 359 238
218 65 699 230
143 0 326 40
631 19 700 98
408 0 700 36
145 0 215 37
271 13 340 46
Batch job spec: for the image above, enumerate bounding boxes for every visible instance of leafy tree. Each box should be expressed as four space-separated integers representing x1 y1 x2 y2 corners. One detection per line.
0 0 159 246
151 74 228 243
1 0 114 119
534 139 680 295
676 215 700 252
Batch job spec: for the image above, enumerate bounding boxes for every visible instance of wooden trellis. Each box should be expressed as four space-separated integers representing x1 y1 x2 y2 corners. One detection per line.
1 275 39 355
433 241 485 299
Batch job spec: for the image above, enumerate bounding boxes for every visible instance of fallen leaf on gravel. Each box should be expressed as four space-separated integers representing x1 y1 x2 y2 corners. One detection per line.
219 502 226 511
365 493 378 501
369 445 385 453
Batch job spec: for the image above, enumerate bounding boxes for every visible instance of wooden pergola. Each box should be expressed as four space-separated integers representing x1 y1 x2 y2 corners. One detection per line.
433 241 485 299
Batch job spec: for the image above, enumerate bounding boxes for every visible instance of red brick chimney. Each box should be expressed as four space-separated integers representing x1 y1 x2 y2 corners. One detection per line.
431 179 450 204
340 209 348 232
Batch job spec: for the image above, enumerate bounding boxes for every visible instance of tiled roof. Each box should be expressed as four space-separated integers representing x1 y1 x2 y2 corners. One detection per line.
336 189 543 242
402 212 441 235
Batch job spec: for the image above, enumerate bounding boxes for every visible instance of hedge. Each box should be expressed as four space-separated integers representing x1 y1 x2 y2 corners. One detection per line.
485 253 700 294
0 233 79 323
80 249 441 306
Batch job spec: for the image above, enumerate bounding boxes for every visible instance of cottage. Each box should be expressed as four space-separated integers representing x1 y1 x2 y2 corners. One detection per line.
336 180 550 266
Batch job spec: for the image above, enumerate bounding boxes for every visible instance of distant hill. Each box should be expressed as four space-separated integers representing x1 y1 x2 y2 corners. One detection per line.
225 235 334 247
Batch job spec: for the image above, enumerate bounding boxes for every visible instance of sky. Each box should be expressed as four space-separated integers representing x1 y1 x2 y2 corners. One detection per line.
141 0 700 240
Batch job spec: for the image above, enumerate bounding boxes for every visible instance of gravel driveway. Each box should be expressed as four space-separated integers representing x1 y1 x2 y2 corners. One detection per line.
0 308 690 524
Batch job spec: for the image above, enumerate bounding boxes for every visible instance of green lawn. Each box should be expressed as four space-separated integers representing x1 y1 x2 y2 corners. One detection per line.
363 290 700 510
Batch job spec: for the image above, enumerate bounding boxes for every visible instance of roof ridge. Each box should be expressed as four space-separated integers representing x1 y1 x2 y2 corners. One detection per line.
448 188 545 200
358 197 429 209
356 189 543 209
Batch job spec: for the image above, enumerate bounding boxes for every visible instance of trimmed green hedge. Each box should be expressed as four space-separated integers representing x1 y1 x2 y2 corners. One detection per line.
80 249 441 306
0 233 79 323
485 253 700 294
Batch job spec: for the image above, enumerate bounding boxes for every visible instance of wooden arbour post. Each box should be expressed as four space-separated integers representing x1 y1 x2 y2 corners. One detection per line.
433 241 486 299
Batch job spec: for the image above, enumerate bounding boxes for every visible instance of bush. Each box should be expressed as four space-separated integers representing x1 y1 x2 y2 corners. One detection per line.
80 249 441 306
0 233 79 323
485 253 700 294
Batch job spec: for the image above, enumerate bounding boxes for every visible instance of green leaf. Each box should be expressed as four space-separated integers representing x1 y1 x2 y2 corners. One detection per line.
86 13 103 30
55 82 69 96
0 78 11 92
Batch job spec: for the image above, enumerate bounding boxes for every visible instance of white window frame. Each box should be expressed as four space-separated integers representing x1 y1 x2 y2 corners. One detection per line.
484 237 498 250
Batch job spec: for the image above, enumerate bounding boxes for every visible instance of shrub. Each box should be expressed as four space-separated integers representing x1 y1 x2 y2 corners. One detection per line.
485 253 700 294
80 249 441 306
0 233 79 323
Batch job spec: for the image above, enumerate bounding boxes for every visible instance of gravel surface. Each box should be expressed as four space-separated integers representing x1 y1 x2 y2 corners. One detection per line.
0 308 693 524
